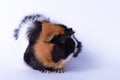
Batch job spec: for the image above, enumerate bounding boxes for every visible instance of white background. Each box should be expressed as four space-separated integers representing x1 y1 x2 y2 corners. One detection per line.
0 0 120 80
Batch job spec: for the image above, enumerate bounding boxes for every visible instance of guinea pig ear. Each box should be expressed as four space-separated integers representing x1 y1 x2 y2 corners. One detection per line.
44 34 55 42
65 28 75 35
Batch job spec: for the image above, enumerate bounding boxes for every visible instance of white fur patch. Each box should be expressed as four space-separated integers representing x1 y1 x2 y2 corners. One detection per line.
58 35 78 68
58 53 74 68
71 35 78 53
71 35 78 49
61 53 74 66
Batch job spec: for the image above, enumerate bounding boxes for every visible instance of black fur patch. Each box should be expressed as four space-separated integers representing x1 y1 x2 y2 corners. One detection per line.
27 21 42 45
51 34 75 63
50 32 82 62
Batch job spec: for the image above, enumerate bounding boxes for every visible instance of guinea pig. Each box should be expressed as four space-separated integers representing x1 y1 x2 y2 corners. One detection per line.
14 14 82 73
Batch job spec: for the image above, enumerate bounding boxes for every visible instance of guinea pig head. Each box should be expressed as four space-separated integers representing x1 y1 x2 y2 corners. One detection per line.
49 28 76 63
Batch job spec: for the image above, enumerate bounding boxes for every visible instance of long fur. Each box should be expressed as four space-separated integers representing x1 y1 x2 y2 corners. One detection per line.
14 14 82 72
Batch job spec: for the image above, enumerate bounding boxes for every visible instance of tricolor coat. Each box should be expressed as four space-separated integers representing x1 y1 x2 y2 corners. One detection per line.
14 14 82 73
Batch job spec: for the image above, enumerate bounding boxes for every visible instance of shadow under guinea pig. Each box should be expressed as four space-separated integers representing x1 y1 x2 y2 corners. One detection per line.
64 48 101 72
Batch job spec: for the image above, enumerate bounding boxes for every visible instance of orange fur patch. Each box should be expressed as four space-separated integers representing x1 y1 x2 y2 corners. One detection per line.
33 22 65 69
40 22 65 42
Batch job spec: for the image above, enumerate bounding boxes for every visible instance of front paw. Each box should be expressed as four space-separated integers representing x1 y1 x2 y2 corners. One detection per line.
41 70 52 73
54 69 64 73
